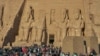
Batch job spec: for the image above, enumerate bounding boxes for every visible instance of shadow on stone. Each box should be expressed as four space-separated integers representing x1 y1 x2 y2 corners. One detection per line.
2 0 26 47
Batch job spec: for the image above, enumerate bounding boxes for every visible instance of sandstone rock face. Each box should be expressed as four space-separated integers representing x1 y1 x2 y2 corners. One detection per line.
0 0 99 52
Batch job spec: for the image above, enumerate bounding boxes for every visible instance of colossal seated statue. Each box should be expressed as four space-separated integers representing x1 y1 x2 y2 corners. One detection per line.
68 9 85 36
36 10 46 42
58 9 69 42
22 6 35 42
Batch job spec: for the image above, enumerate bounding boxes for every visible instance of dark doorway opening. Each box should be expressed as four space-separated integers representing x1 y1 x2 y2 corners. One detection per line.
99 44 100 54
49 34 54 44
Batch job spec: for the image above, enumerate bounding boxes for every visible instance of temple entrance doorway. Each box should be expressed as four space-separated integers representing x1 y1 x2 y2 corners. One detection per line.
49 34 54 44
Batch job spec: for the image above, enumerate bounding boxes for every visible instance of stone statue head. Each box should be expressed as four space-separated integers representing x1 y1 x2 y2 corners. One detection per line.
73 9 82 20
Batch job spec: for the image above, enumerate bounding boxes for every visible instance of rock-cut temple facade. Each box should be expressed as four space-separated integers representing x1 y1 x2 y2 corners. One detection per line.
0 0 100 53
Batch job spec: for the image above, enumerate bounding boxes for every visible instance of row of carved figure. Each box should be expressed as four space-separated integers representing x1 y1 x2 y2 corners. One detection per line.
18 6 85 42
0 5 86 42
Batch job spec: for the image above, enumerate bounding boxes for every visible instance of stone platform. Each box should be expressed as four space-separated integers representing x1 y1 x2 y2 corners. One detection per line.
12 41 42 47
62 36 99 55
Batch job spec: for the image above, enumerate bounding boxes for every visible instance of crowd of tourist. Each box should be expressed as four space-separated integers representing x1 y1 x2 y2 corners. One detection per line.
0 44 97 56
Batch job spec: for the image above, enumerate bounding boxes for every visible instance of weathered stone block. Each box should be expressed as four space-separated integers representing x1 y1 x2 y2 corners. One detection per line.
62 36 74 54
62 36 99 55
73 37 84 54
